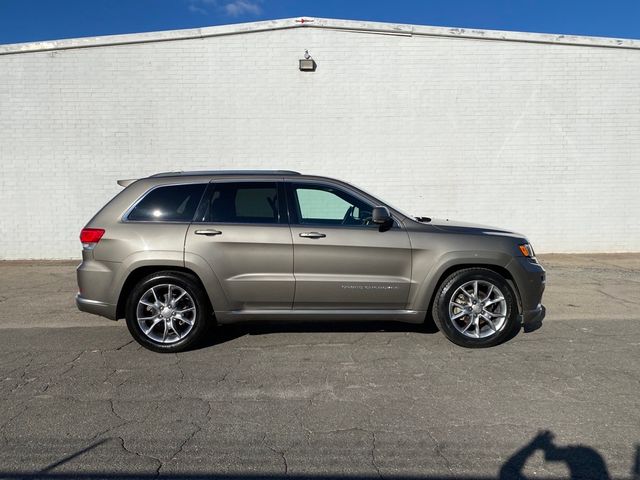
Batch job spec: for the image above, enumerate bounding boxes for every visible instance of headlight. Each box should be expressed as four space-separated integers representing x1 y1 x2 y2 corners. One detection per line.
518 243 536 258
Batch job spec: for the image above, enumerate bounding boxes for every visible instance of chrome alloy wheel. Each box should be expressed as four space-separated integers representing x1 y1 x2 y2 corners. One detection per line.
136 284 196 344
448 280 507 339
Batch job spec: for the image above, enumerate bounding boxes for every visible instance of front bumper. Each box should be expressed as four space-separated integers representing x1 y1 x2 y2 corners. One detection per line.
75 294 117 320
522 304 546 332
507 256 545 305
506 256 546 332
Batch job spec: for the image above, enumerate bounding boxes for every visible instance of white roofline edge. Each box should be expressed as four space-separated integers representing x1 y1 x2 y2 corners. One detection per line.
1 16 639 55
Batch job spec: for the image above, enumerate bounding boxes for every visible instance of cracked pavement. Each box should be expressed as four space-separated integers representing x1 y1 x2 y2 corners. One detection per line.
0 254 639 479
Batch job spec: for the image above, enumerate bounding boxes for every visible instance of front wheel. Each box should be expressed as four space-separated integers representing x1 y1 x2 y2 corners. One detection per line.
432 268 520 348
125 271 211 353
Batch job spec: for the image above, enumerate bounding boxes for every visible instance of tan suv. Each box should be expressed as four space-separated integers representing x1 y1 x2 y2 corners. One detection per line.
76 170 545 352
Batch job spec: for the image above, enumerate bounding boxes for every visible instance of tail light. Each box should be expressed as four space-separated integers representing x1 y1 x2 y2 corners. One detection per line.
80 228 105 249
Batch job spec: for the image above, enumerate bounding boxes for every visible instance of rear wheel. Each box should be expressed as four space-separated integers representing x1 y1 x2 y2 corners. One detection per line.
432 268 519 348
125 271 211 353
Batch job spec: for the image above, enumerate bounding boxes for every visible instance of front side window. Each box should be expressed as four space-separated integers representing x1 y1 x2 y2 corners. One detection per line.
204 182 281 224
127 184 206 222
291 183 374 226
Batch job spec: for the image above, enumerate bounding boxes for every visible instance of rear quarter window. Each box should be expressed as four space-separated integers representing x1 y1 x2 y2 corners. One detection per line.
127 184 206 222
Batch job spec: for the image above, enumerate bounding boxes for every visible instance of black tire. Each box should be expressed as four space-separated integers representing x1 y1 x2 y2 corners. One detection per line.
431 268 520 348
125 271 212 353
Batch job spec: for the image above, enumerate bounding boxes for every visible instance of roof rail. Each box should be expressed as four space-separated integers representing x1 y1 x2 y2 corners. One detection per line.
150 170 301 178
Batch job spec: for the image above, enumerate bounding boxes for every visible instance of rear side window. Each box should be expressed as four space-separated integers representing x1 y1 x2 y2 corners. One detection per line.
127 184 206 222
204 182 281 224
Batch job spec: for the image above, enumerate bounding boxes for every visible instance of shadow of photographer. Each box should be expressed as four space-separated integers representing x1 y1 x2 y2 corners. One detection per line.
500 430 611 480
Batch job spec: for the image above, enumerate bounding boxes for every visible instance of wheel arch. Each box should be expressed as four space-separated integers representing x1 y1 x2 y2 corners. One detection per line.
412 254 523 319
116 265 212 319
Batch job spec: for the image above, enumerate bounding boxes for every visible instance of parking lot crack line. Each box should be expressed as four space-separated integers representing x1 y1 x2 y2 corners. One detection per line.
58 350 89 377
102 367 120 386
597 289 640 306
116 339 135 350
8 353 36 393
0 404 28 447
85 400 130 441
163 422 202 472
262 433 288 474
107 398 127 423
104 339 135 352
426 429 454 474
371 431 383 478
117 436 163 477
0 351 32 376
174 353 185 382
98 350 123 386
214 369 231 386
205 400 212 422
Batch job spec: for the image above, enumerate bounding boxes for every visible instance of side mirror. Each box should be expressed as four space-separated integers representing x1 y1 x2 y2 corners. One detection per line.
372 206 392 226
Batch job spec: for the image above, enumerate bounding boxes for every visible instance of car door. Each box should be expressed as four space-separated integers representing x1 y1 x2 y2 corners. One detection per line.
286 180 412 310
184 180 294 310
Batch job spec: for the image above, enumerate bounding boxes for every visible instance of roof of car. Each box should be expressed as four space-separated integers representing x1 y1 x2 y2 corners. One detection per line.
116 170 315 187
150 170 301 178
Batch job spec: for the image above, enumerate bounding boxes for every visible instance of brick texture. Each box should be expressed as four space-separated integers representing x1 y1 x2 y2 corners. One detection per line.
1 26 639 258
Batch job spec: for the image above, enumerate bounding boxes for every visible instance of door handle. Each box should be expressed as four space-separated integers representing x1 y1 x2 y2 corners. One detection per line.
195 229 222 236
299 232 326 239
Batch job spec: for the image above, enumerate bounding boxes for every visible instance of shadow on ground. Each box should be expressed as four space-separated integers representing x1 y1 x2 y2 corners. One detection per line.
198 319 441 349
3 432 638 480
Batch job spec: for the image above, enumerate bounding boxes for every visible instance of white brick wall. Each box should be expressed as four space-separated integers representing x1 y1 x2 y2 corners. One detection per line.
1 19 639 258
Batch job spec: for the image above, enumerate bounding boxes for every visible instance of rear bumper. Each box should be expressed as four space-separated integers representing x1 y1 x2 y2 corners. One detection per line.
75 294 117 320
76 258 120 320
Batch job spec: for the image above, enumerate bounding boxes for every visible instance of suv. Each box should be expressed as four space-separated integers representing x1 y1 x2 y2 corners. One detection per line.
76 170 545 352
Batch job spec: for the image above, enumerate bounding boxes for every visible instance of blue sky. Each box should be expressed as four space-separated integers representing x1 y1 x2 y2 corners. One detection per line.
1 0 639 45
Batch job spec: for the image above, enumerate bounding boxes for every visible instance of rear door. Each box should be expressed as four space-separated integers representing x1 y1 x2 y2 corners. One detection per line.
286 180 412 310
184 180 294 310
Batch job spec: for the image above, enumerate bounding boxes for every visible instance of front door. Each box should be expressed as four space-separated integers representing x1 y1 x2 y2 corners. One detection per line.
185 180 294 310
286 181 412 310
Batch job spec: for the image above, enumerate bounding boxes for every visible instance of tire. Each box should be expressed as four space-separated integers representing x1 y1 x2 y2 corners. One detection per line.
431 268 519 348
125 271 212 353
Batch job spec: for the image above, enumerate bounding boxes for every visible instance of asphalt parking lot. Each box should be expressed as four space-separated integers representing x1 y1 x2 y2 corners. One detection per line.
0 254 639 479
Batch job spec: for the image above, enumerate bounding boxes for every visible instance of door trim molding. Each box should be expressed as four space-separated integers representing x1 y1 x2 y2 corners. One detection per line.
216 309 425 324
